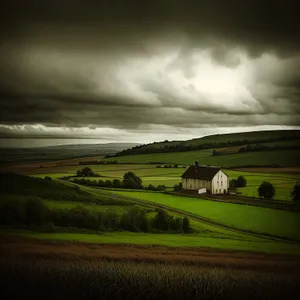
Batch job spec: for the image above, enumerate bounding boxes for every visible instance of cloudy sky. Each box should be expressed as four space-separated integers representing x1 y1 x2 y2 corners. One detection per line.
0 0 299 146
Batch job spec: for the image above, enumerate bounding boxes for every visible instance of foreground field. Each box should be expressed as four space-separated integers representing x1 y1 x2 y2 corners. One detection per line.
1 236 300 300
4 229 300 255
112 190 300 241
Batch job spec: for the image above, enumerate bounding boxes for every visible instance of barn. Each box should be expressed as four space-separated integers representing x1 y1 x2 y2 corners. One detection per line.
181 161 229 194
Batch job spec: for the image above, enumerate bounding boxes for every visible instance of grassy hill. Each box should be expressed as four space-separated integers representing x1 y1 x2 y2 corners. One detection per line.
0 172 122 205
105 149 300 167
114 130 300 157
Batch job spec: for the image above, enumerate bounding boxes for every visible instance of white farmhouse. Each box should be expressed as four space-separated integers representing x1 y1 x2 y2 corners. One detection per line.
181 161 229 194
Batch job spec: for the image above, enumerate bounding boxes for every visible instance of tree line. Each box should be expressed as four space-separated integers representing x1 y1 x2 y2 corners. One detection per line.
71 170 166 191
0 197 192 233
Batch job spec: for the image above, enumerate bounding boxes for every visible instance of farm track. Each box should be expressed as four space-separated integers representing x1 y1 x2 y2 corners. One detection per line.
87 186 300 245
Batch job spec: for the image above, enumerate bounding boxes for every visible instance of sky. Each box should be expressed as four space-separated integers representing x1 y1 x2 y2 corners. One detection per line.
0 0 299 147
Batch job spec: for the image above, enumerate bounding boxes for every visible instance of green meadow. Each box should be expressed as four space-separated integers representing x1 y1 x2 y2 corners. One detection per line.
111 190 300 241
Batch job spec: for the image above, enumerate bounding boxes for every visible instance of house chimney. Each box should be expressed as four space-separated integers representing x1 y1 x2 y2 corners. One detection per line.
195 161 199 167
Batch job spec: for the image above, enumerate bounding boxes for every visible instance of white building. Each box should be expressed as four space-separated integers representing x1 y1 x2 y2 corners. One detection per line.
181 161 229 194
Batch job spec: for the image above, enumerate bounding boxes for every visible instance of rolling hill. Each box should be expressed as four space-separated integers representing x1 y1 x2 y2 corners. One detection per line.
107 130 300 167
113 130 300 157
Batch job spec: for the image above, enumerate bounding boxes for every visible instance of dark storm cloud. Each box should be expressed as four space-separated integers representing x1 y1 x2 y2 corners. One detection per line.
0 0 300 137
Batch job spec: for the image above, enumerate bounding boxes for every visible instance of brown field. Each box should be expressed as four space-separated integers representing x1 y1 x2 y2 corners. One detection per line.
234 167 300 174
0 155 104 174
214 145 245 154
2 235 300 272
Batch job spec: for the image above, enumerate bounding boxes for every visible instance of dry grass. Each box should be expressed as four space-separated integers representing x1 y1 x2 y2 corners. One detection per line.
2 236 300 272
1 236 300 300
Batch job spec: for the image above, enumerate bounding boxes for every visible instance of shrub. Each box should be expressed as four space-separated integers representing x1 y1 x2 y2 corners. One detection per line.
182 216 191 233
173 182 182 192
291 182 300 201
123 172 142 187
112 179 123 188
237 176 247 187
104 180 113 188
258 182 275 199
157 185 166 191
44 176 52 181
229 179 238 188
25 198 49 225
152 209 170 231
120 206 149 232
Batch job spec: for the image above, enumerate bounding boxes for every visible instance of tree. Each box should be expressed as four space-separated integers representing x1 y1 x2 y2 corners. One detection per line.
120 206 149 232
152 209 170 231
229 179 238 188
291 182 300 201
112 179 123 188
81 167 94 177
173 182 182 191
157 185 166 191
44 176 52 181
182 216 191 233
258 182 275 199
105 180 113 187
237 176 247 187
123 172 142 188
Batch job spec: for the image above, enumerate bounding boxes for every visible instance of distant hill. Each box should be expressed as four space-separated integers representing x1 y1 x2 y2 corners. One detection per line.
0 142 139 165
114 130 300 157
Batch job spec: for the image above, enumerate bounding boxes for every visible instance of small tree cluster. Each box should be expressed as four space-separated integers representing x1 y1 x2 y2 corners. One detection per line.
145 184 167 191
76 167 99 177
229 176 247 188
123 172 143 189
152 209 191 233
173 182 182 192
258 181 275 199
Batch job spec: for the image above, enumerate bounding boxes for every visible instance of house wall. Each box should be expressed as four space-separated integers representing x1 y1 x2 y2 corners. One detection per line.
211 170 228 194
182 178 212 192
182 169 228 194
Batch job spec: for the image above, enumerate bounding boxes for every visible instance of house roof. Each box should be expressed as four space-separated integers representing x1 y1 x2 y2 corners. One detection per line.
181 165 222 180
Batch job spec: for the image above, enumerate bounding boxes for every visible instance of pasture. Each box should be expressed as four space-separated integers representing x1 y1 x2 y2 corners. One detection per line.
111 190 300 241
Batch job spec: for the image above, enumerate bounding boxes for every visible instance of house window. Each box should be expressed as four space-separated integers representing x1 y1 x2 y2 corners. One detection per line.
221 181 223 186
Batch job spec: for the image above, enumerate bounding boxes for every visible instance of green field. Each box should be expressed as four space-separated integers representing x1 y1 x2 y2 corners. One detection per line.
111 190 300 241
226 170 300 200
30 162 300 200
3 229 300 255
